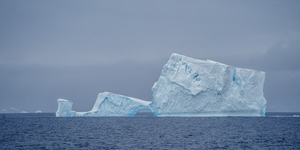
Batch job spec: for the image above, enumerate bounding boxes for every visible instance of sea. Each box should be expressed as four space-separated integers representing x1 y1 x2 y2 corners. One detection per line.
0 112 299 150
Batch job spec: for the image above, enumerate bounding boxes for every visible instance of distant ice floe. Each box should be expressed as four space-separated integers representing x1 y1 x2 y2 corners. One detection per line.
35 110 42 113
1 107 19 113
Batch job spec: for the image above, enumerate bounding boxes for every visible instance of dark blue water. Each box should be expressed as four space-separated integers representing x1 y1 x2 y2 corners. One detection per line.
1 112 300 149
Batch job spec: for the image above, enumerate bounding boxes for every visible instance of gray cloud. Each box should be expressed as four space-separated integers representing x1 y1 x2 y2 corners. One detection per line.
0 0 300 112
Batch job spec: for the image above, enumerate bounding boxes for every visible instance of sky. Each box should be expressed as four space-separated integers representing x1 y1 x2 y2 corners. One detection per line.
0 0 300 113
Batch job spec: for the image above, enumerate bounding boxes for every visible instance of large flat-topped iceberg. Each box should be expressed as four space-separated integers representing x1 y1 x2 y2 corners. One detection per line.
56 53 267 117
56 92 151 117
150 53 266 116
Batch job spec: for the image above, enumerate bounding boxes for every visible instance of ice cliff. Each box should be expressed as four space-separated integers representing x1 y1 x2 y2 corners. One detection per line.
150 53 266 116
56 53 266 117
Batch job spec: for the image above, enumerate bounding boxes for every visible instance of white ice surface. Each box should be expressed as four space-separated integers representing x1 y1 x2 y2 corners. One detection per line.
56 93 150 117
150 53 267 116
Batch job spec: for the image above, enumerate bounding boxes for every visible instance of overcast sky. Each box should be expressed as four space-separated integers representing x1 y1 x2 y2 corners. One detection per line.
1 0 300 113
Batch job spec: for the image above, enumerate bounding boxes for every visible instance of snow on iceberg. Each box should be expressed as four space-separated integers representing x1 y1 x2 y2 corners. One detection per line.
56 53 267 117
150 53 267 116
56 92 151 117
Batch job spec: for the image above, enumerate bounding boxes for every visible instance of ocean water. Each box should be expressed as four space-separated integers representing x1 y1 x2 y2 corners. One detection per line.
0 112 299 149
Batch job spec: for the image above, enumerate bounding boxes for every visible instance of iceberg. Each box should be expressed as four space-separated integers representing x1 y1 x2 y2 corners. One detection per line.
56 92 151 117
56 53 266 117
150 53 266 116
35 110 42 113
56 99 76 117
